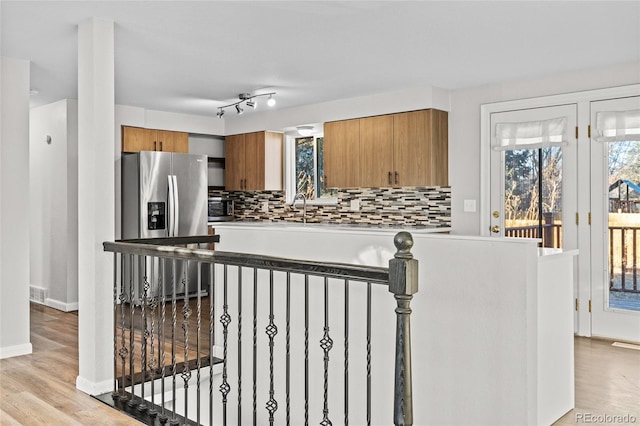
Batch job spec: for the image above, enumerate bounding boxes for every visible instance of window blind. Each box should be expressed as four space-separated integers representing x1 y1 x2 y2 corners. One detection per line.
494 116 567 151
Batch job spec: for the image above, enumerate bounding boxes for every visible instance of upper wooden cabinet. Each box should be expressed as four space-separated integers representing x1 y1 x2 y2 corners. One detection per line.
393 109 448 186
121 126 189 153
224 131 283 191
360 115 394 187
323 109 448 188
324 119 361 188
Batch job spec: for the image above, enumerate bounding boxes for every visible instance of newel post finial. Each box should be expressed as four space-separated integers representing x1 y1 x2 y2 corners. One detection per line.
389 232 418 426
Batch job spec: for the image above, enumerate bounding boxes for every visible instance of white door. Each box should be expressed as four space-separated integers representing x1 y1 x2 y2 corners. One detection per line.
590 96 640 342
489 105 578 252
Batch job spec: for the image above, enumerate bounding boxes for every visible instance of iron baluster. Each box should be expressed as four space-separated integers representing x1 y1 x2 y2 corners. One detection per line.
148 259 158 416
286 272 291 426
320 276 333 426
344 279 350 426
219 264 231 426
238 267 243 426
253 268 258 426
159 258 167 422
117 253 130 401
209 262 216 426
366 283 372 426
112 253 118 399
196 261 202 426
170 259 178 424
181 263 192 424
128 255 137 408
138 257 149 412
265 270 279 425
304 274 309 426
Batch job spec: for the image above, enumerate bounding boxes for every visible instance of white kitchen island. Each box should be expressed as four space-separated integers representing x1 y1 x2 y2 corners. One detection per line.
212 222 576 426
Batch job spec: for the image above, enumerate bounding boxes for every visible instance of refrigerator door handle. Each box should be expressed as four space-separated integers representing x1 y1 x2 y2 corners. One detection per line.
167 175 175 237
172 175 180 237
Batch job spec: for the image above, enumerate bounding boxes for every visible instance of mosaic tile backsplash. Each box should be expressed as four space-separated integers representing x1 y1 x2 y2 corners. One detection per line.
210 187 451 227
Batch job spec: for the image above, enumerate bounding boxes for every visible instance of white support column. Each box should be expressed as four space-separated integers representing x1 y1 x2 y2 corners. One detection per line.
76 17 115 395
0 57 32 359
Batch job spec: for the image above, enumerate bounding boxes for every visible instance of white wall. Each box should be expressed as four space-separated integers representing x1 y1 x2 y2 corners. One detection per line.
0 57 32 359
450 61 640 235
29 99 78 311
213 225 573 425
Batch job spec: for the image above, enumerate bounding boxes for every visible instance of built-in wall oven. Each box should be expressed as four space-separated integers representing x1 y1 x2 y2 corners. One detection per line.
208 197 234 222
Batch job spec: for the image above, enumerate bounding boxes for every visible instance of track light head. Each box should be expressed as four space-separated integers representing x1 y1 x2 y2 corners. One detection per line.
235 104 243 115
246 99 256 108
216 108 225 118
267 94 276 107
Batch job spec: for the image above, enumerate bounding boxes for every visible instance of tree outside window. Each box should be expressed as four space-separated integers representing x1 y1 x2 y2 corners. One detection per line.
295 135 336 200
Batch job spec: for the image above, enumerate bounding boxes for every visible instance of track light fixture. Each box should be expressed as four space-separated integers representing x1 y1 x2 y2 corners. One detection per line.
216 92 276 118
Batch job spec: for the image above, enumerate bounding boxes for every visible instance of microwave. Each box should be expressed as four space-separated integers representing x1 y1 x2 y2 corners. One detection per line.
208 197 234 222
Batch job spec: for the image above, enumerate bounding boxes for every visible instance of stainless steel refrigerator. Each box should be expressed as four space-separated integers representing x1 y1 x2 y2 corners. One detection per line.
122 151 207 298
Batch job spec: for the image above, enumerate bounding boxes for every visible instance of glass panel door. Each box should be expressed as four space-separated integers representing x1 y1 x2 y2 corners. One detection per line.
591 96 640 342
489 104 577 252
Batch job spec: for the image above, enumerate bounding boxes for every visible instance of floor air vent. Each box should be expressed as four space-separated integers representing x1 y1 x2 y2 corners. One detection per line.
29 286 47 304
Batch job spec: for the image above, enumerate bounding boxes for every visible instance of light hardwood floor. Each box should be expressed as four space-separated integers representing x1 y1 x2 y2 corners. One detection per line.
1 304 639 425
555 337 640 425
0 304 139 425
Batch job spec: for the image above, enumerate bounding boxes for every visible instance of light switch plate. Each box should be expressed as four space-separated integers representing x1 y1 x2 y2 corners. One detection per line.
463 199 477 213
262 201 269 213
350 199 360 211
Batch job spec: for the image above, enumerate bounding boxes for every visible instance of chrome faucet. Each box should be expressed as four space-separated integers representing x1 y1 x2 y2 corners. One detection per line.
291 192 307 224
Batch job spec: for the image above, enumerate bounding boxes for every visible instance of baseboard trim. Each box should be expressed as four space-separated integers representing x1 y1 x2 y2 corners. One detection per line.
76 375 113 396
45 298 78 312
0 342 33 359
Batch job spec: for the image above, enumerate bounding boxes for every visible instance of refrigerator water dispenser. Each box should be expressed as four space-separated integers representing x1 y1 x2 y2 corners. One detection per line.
147 202 165 230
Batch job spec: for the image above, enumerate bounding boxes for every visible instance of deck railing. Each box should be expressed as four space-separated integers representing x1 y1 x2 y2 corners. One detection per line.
504 223 563 248
505 222 640 295
102 232 418 426
609 226 640 294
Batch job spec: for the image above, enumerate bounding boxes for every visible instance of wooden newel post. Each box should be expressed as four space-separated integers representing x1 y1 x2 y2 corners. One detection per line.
389 232 418 426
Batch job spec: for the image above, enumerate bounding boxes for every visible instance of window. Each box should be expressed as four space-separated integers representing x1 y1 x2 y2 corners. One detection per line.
285 133 337 203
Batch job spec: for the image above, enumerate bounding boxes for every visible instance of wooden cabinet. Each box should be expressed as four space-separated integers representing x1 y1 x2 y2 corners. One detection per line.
323 119 361 188
323 109 448 188
393 109 448 186
121 126 189 153
360 115 394 187
224 131 283 191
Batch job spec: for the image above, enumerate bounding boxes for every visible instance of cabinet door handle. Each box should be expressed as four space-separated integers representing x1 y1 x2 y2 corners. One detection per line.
388 172 392 185
159 141 163 151
395 171 399 184
154 141 157 151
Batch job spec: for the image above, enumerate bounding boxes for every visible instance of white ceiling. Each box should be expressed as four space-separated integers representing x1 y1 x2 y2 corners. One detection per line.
2 1 640 118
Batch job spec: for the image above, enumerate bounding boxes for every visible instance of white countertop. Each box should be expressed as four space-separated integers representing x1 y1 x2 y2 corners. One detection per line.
209 221 451 234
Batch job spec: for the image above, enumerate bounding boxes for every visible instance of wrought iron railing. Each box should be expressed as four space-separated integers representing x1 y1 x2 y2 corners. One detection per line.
102 232 418 426
609 226 640 294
